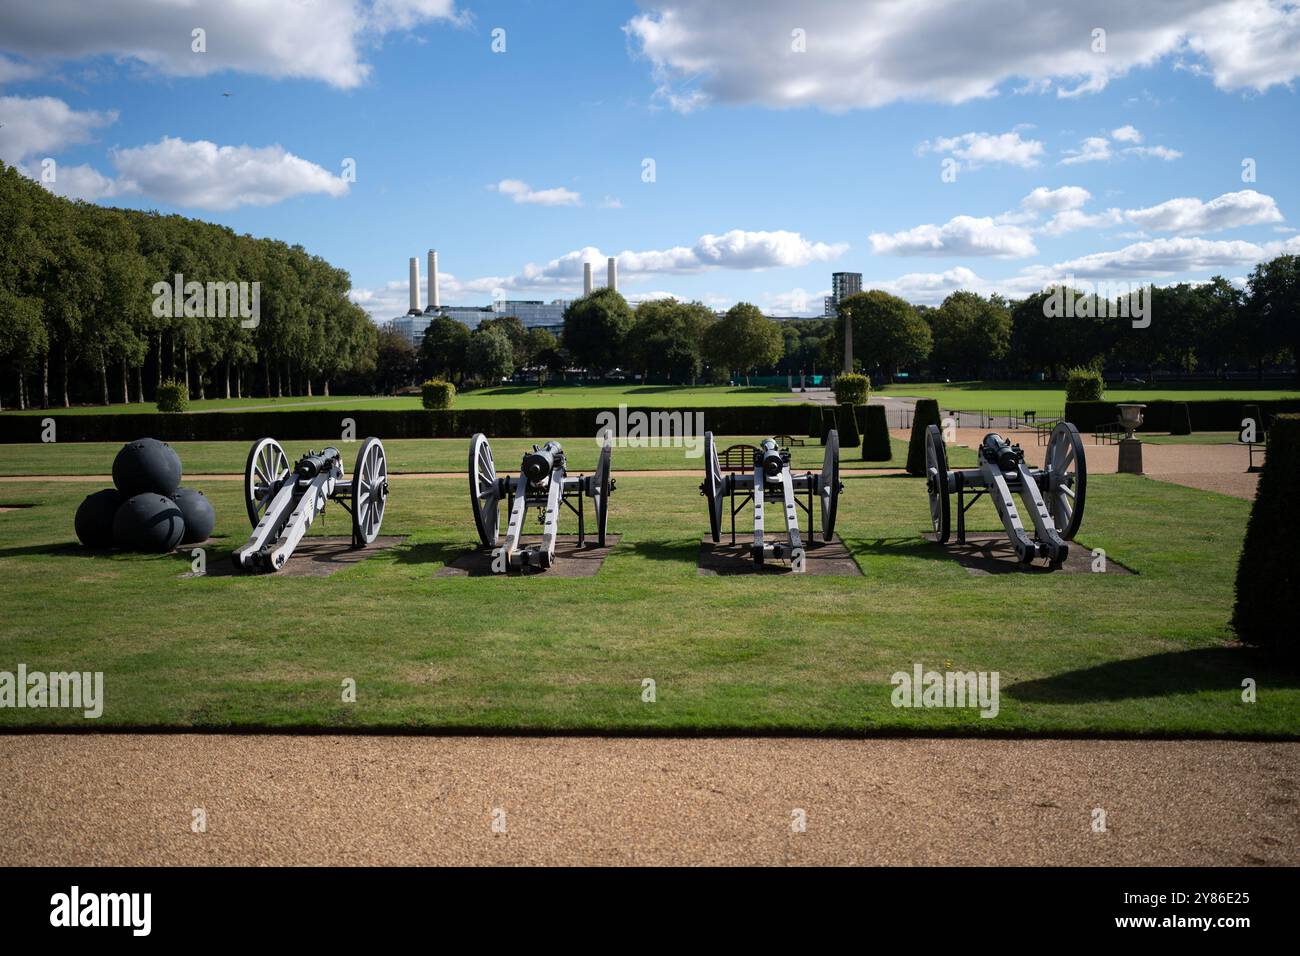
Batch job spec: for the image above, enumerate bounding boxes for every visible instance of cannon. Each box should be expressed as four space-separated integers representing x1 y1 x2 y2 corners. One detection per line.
233 436 389 572
468 434 613 571
923 422 1086 566
700 431 844 571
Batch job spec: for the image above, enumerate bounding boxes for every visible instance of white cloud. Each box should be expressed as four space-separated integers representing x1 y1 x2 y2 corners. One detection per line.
1051 235 1300 278
0 54 40 84
41 162 121 201
869 215 1038 258
625 0 1300 112
600 196 623 209
1039 208 1125 237
109 137 350 210
1123 145 1184 160
1111 124 1143 143
491 179 582 207
1060 136 1113 165
764 287 831 315
918 130 1044 168
1021 186 1091 213
1124 189 1283 233
0 0 460 90
0 94 116 165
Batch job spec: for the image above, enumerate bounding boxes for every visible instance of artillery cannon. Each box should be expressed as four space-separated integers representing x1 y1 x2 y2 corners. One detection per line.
468 434 613 571
924 422 1086 566
700 431 844 571
234 436 389 572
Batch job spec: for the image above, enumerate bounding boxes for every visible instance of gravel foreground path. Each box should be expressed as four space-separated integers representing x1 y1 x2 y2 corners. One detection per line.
1 735 1295 866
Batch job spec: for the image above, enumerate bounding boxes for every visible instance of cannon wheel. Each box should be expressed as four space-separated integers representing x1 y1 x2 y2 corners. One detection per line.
819 428 841 541
351 437 388 547
244 437 289 528
925 424 951 542
469 433 500 547
702 431 724 542
592 440 613 546
1044 420 1087 540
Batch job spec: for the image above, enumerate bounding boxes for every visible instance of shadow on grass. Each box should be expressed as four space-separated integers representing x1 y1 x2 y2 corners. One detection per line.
1007 647 1300 703
390 540 473 567
625 539 697 563
846 535 959 564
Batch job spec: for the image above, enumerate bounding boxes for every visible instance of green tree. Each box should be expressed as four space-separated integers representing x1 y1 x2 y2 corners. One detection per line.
1245 255 1300 383
837 290 931 382
626 298 713 384
467 324 515 383
374 325 417 393
928 291 1010 378
703 302 783 385
419 315 471 381
562 287 633 373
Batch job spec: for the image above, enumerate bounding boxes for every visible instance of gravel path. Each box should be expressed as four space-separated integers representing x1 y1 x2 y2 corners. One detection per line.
1 735 1294 866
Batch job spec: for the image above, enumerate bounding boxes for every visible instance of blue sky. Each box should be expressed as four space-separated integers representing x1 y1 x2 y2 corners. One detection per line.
2 0 1298 320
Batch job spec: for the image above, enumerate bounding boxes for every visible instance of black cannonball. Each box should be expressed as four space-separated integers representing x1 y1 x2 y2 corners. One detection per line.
74 488 123 549
112 438 182 497
173 487 215 544
112 494 185 552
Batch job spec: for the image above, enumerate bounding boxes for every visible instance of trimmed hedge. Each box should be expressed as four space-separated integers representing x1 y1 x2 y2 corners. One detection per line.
1064 399 1300 433
0 403 817 443
861 404 892 461
808 405 823 440
1232 414 1299 659
1065 366 1105 402
818 406 836 445
420 379 456 410
155 380 188 413
837 404 860 448
833 373 870 406
906 399 942 476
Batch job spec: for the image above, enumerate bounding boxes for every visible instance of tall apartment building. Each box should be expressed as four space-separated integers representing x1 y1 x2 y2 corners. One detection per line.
824 271 863 315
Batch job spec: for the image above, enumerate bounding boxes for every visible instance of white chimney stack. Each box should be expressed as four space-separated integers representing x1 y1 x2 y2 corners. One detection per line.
583 262 593 296
408 257 421 314
427 249 439 310
607 256 617 293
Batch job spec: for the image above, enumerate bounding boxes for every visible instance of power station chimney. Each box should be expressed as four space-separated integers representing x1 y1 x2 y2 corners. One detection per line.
407 257 421 314
427 249 439 311
583 262 593 296
607 256 617 293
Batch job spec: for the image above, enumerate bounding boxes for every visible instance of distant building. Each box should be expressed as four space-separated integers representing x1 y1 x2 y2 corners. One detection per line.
825 272 863 316
389 300 569 347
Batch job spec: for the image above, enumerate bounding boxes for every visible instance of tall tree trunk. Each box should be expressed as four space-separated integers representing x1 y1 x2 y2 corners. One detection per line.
224 358 231 400
19 372 27 410
100 350 110 406
264 360 271 398
121 359 129 405
182 340 190 395
61 347 70 407
157 336 163 389
136 364 144 403
197 362 206 400
306 376 313 397
41 355 49 408
323 379 330 397
237 366 243 399
274 365 282 398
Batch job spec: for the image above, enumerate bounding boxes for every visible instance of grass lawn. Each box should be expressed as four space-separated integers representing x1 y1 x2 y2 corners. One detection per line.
1 385 810 415
0 469 1293 736
878 381 1300 414
0 434 963 476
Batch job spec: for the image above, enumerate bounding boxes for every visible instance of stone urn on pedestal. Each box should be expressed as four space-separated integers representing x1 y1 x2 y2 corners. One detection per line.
1117 403 1146 474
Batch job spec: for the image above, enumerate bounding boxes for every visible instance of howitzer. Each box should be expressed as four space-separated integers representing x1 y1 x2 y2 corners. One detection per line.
924 422 1086 566
233 436 389 572
700 431 844 571
469 433 614 571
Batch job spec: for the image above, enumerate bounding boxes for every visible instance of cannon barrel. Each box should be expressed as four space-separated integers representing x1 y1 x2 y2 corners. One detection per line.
757 438 787 479
295 447 341 480
523 441 565 485
980 433 1024 473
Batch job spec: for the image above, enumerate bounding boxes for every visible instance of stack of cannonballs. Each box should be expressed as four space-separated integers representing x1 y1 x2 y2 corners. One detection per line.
74 438 216 553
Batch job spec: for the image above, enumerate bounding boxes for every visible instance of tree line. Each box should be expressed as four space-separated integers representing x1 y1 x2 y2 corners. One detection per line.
0 161 376 410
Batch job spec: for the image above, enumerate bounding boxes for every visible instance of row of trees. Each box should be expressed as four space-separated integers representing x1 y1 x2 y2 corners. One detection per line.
416 260 1298 388
0 161 376 409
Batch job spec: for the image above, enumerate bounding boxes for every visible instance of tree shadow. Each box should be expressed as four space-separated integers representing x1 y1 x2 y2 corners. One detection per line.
625 539 697 563
1006 647 1300 703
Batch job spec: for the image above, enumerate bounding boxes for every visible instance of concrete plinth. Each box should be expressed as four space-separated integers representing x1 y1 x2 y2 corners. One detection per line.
1118 437 1144 474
